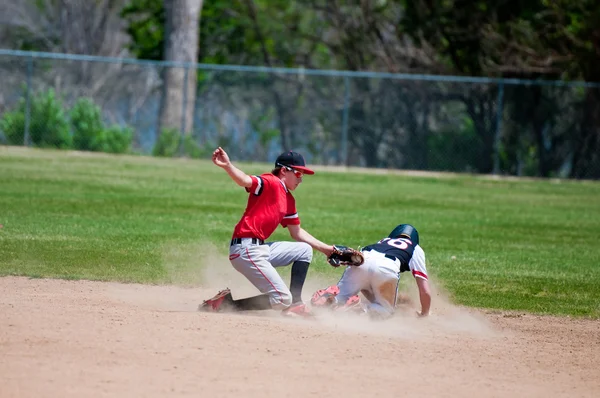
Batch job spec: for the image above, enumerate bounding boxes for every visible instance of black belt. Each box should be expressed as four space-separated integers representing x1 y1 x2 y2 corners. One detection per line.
230 238 265 246
363 248 397 262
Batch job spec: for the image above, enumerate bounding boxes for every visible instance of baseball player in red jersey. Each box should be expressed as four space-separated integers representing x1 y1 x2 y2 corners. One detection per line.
199 147 336 316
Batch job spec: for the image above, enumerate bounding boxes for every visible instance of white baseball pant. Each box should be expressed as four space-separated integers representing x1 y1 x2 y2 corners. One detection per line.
335 250 400 317
228 239 312 310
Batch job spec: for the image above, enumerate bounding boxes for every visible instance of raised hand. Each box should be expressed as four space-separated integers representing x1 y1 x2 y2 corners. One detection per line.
212 147 231 168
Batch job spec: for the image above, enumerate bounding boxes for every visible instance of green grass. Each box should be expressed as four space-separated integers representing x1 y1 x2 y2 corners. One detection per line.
1 146 600 318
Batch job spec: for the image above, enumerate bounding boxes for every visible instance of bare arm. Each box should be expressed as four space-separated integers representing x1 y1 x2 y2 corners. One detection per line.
287 224 334 256
415 277 432 316
212 147 252 188
222 164 253 188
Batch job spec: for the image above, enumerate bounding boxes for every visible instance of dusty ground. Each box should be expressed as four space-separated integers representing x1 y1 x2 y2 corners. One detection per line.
1 276 599 398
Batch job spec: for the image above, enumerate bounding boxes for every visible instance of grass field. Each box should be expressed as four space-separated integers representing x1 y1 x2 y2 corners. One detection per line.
1 146 599 318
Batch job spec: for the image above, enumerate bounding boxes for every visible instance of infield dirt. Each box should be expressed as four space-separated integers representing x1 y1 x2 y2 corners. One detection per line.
1 274 598 398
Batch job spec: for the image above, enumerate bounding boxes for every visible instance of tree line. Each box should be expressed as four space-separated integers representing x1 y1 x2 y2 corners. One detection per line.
1 0 599 178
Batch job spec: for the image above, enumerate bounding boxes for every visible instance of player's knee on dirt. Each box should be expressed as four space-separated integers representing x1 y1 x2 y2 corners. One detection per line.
296 242 313 263
269 290 293 310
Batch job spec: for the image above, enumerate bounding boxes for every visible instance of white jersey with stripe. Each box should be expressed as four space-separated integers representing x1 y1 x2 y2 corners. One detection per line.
408 245 427 280
362 238 428 280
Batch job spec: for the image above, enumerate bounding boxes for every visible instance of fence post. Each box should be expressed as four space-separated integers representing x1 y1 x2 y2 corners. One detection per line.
23 56 34 146
493 81 505 175
341 76 351 166
179 65 190 155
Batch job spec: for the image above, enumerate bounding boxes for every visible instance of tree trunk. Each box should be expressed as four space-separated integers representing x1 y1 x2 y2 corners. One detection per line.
159 0 202 135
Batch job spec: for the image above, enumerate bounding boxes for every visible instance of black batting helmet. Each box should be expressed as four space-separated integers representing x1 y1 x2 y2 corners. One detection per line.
388 224 419 245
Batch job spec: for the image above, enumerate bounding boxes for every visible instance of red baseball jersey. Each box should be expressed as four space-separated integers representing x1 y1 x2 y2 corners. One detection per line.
232 173 300 241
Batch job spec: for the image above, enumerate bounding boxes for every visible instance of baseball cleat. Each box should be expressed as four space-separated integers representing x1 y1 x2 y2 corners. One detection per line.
198 288 233 312
336 295 363 313
282 302 314 318
310 285 340 307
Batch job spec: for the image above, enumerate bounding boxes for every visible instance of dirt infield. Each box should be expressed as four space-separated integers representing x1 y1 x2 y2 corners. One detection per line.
1 276 599 398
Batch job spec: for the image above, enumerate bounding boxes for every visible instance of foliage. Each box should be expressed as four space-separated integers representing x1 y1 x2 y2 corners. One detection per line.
71 98 105 151
0 88 72 148
182 135 211 159
70 97 133 154
120 0 166 60
103 125 134 154
427 118 482 172
72 0 600 177
121 0 331 67
0 89 134 154
152 128 210 158
0 109 25 145
152 128 181 157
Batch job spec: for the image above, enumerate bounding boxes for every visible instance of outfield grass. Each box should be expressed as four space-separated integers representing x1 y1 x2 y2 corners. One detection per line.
1 146 599 318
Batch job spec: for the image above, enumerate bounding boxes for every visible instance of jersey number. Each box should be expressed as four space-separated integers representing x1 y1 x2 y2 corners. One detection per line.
379 237 411 250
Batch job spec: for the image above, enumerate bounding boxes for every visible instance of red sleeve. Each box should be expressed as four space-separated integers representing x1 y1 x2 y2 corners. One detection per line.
281 193 300 227
245 175 266 196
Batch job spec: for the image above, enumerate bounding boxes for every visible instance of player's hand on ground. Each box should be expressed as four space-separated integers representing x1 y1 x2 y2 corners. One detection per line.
212 147 231 168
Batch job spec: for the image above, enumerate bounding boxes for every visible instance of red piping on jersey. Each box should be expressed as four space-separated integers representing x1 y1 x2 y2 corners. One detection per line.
412 270 428 280
246 247 283 303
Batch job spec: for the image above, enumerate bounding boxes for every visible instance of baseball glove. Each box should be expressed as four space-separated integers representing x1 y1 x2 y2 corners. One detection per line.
328 245 364 267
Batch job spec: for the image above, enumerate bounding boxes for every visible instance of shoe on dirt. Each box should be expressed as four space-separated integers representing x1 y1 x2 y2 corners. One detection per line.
335 295 364 313
282 302 314 318
310 285 340 307
198 288 233 312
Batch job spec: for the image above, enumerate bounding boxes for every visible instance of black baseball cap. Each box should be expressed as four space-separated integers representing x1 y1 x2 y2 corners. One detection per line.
275 151 315 175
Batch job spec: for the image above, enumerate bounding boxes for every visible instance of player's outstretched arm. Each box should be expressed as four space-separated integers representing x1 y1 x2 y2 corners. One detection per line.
287 225 334 256
212 147 252 188
415 277 431 316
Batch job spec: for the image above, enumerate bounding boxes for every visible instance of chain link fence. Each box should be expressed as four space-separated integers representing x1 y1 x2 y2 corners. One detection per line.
1 50 599 179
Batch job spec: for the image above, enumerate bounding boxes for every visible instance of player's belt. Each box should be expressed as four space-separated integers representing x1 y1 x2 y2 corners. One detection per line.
230 237 265 246
362 248 397 262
